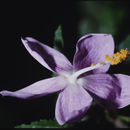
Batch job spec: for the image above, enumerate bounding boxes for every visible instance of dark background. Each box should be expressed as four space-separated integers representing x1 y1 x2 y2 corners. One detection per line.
0 1 130 128
0 1 79 127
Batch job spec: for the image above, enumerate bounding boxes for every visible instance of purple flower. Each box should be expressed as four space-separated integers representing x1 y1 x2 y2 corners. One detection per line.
1 34 130 125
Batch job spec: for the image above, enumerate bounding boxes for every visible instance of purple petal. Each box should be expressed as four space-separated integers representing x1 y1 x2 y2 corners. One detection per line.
55 85 92 125
0 76 66 99
73 34 114 74
114 74 130 108
21 37 72 74
82 74 130 109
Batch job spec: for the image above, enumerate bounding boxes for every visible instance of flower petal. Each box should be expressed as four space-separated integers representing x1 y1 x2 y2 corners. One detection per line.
55 85 92 125
82 74 130 109
0 76 66 99
113 74 130 108
73 34 114 74
21 37 72 74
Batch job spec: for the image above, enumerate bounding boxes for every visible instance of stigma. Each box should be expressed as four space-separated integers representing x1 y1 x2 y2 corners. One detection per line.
105 49 130 65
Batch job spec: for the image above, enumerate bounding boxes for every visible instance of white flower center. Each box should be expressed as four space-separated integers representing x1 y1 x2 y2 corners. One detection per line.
65 62 108 85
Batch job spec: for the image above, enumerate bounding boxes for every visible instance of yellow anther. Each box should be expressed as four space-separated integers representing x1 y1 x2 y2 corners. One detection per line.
91 63 95 66
106 54 113 62
105 49 130 65
113 52 120 58
99 61 103 65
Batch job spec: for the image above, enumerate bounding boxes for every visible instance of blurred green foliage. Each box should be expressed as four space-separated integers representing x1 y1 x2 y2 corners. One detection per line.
77 2 126 37
119 35 130 50
15 119 68 128
118 115 130 123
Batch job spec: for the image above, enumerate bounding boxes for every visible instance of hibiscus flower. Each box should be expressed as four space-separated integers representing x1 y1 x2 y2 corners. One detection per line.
1 34 130 125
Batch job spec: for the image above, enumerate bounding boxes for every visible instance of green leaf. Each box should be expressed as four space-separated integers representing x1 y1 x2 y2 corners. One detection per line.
118 115 130 123
51 25 64 77
15 118 69 128
53 25 64 52
51 72 58 77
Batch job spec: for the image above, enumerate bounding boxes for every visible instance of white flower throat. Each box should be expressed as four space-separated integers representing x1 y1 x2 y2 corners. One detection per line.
67 62 105 84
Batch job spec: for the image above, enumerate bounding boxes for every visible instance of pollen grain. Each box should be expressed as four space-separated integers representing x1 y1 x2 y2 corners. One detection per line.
91 63 95 66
